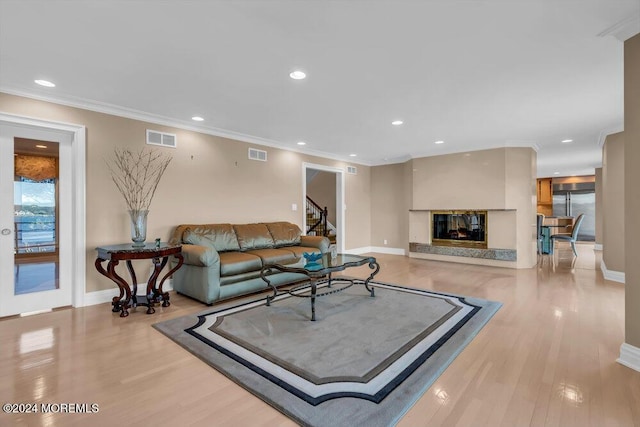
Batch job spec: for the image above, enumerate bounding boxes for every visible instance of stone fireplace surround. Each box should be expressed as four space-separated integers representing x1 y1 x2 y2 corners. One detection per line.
409 209 518 266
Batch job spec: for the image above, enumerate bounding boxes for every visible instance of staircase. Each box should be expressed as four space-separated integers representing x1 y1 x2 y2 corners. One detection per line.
306 196 337 244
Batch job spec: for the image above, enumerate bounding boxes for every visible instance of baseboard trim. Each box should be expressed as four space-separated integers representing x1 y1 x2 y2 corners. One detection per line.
601 260 625 283
594 243 603 251
617 343 640 373
369 246 406 255
82 288 116 307
81 281 174 307
344 246 406 256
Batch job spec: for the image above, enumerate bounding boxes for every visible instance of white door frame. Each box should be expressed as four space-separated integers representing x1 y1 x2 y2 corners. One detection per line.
302 162 345 253
0 112 86 313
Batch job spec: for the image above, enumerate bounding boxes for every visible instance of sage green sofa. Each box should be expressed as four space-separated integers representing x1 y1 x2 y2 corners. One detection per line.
169 222 330 305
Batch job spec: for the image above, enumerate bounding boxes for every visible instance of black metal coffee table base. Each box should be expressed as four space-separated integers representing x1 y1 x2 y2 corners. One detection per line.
260 254 379 321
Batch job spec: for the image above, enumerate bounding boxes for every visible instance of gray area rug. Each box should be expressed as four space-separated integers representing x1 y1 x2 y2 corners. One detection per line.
153 279 501 427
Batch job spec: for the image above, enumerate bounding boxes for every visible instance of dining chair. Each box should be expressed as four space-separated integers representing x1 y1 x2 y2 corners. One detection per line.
550 213 585 256
536 214 545 255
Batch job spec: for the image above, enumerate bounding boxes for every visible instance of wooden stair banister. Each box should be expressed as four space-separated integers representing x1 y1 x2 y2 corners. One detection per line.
306 196 328 236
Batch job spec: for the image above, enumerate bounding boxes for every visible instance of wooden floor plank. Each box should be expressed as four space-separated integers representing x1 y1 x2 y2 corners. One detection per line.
1 243 638 426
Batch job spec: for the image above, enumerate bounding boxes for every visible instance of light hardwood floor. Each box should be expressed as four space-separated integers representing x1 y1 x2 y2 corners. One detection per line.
1 243 639 426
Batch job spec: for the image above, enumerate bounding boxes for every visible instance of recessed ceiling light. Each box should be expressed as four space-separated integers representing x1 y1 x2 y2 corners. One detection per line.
289 70 306 80
297 141 306 146
34 79 55 87
554 172 560 175
191 116 204 121
561 139 573 143
349 154 357 157
434 140 445 144
391 120 403 126
35 144 48 149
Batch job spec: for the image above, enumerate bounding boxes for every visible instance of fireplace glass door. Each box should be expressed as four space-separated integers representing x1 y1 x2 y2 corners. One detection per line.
432 211 487 248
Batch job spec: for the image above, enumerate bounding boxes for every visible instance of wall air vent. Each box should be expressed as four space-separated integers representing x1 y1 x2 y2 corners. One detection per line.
347 166 357 175
146 129 177 148
248 148 267 161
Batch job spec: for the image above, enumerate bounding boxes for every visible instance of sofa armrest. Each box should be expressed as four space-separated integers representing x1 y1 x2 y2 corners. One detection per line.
181 244 220 267
300 235 331 253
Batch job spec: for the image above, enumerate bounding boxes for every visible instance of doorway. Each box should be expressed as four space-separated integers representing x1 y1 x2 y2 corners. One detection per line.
302 163 344 253
0 114 86 317
14 138 60 295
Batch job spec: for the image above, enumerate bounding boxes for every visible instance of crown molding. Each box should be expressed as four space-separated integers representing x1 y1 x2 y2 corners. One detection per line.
408 140 540 161
598 123 625 147
0 87 376 167
598 15 640 42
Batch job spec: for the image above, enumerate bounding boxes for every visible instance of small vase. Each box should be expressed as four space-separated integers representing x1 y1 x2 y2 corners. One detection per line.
129 209 148 247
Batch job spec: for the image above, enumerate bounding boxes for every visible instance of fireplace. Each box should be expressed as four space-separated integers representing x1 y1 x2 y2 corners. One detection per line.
432 210 487 249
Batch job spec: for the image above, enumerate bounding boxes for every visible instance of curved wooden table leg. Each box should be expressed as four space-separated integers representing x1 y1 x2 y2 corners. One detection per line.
95 258 124 313
96 259 133 317
156 254 184 307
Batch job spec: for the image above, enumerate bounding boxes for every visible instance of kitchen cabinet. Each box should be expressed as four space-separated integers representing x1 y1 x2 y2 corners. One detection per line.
537 178 553 205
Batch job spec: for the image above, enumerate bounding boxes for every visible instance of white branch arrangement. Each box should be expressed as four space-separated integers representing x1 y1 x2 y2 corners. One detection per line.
107 147 173 212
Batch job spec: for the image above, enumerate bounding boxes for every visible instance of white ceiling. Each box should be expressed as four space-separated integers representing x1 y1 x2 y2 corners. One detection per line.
1 0 639 177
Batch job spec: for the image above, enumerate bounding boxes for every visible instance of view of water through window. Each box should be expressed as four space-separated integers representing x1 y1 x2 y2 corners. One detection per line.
14 177 56 254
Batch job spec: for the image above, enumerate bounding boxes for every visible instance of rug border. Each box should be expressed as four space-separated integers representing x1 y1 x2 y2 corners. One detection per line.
153 279 502 427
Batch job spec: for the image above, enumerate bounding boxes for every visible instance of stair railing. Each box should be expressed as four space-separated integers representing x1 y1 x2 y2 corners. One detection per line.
306 196 328 236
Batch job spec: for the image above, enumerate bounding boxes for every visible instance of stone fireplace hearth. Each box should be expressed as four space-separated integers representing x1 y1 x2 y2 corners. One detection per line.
409 209 518 266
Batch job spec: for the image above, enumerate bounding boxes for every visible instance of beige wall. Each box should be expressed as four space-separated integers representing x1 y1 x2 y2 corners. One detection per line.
408 147 536 268
371 162 410 250
0 93 372 293
306 170 336 225
624 34 640 349
505 147 537 268
412 149 508 209
595 168 603 247
602 132 625 273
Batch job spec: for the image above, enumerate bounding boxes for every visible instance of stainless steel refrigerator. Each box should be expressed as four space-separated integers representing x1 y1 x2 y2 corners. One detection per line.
552 182 595 241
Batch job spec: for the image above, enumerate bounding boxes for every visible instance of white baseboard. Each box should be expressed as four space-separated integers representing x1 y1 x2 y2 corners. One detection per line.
344 246 406 256
601 260 625 283
617 343 640 373
80 281 173 307
594 243 603 251
369 246 406 255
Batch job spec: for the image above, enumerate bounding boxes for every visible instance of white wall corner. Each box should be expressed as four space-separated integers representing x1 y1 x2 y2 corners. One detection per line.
617 343 640 373
600 260 625 284
594 243 603 251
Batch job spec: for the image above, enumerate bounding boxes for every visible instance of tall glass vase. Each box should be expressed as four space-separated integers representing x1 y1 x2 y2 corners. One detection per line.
129 209 148 247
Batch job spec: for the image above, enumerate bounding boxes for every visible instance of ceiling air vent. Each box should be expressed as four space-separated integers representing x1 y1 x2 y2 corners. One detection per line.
347 166 357 175
248 148 267 162
146 129 177 148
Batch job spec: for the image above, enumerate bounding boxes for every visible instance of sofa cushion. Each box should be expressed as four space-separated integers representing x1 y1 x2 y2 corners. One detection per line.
265 222 302 247
233 223 275 250
183 224 241 252
280 246 322 259
218 252 263 277
246 249 299 266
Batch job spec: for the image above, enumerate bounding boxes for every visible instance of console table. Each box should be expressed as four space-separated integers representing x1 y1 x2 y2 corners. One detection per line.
95 243 184 317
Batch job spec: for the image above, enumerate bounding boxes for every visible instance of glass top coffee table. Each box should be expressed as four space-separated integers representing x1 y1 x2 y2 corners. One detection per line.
260 253 380 321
